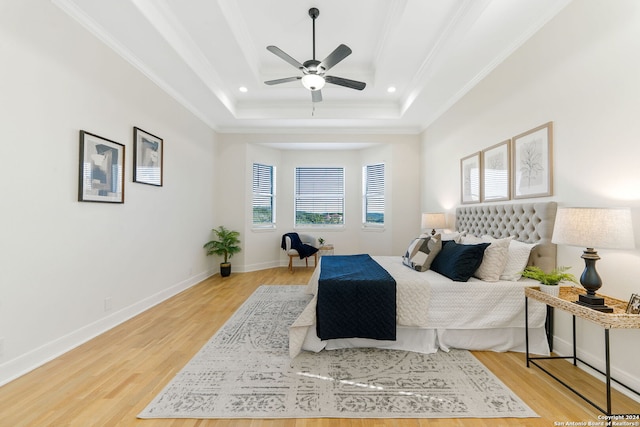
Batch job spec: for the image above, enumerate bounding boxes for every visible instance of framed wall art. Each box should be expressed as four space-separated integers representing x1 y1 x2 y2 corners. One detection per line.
626 293 640 314
482 140 510 202
133 127 163 186
78 130 125 203
512 122 553 199
460 152 481 204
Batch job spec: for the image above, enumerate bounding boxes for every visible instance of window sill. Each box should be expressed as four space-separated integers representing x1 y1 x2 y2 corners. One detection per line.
362 225 386 232
251 225 276 232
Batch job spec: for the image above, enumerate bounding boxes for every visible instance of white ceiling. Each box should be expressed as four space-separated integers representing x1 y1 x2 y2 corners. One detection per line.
54 0 571 134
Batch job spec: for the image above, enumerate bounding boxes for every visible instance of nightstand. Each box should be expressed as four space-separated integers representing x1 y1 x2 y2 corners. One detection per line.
318 244 334 257
525 286 640 415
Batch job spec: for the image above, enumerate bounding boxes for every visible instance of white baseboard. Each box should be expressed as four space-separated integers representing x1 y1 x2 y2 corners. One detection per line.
242 260 281 272
0 271 212 387
552 336 640 403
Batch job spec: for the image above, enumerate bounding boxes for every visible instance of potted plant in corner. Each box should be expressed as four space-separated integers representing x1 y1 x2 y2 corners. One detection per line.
203 226 241 277
521 266 578 297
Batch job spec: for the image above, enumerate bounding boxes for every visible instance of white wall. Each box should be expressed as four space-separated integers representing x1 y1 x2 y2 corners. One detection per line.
420 0 640 397
216 133 421 272
0 0 218 385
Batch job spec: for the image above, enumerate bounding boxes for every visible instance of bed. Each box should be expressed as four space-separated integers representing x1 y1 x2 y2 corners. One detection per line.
289 202 557 358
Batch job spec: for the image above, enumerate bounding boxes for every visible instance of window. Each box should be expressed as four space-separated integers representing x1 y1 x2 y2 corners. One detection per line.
295 167 344 226
363 163 385 226
252 163 275 227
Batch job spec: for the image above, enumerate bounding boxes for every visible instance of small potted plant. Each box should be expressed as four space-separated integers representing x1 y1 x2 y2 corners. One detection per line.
204 226 241 277
521 266 578 296
318 237 325 247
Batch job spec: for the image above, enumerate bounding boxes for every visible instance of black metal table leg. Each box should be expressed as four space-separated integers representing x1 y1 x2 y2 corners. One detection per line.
546 306 554 352
572 315 577 366
605 328 611 415
525 296 530 368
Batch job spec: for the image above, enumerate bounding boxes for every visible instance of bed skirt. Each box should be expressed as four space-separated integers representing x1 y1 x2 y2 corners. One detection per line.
297 325 550 356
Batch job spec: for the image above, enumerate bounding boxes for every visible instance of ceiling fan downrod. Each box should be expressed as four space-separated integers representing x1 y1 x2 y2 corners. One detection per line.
309 8 319 61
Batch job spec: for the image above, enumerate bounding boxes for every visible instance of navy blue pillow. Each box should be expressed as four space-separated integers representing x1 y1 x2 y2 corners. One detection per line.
430 240 490 282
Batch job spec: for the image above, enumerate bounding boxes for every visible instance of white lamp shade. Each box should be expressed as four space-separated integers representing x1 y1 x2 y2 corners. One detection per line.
301 74 325 91
551 207 635 249
421 212 446 230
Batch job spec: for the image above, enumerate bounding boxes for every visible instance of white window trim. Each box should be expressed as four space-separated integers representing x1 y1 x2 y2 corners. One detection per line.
362 162 385 228
294 166 345 228
252 163 276 229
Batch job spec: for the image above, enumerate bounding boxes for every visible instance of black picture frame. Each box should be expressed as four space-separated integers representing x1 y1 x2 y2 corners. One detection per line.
133 127 163 186
78 130 125 203
626 293 640 314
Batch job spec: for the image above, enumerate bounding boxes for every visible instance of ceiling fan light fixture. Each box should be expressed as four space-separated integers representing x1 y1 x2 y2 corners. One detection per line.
301 74 325 91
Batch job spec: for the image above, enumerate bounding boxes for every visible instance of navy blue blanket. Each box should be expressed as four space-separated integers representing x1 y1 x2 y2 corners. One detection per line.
281 233 318 259
316 254 397 341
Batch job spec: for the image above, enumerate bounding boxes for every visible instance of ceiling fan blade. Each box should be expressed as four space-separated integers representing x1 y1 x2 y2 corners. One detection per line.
325 75 366 90
311 90 323 103
267 45 306 71
319 44 352 71
264 76 301 85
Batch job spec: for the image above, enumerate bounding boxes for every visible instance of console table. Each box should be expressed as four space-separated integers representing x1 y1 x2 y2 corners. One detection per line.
525 286 640 415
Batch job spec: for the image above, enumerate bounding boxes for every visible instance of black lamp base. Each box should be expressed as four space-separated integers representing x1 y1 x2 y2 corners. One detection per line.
574 294 613 313
575 248 614 312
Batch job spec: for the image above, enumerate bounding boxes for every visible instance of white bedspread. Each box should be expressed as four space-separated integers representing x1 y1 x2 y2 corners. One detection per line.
289 255 547 358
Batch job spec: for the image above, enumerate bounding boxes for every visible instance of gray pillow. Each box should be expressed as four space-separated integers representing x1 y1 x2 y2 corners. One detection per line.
402 234 442 272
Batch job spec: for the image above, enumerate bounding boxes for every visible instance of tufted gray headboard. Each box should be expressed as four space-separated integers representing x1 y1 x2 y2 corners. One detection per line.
455 202 557 273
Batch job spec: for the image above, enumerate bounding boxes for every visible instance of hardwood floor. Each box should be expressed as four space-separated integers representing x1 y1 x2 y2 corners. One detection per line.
0 267 637 426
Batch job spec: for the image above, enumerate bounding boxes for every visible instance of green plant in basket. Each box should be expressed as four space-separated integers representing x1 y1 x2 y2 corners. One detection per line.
521 266 579 286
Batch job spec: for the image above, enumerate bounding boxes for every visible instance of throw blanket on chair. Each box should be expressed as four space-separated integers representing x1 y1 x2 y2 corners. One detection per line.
316 254 397 341
281 233 318 259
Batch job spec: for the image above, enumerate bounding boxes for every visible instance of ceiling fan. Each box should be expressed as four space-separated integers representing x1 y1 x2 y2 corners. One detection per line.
264 7 366 103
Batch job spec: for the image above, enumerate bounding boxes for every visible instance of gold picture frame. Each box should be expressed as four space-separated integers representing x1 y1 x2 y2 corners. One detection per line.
512 122 553 199
460 152 481 204
482 140 510 202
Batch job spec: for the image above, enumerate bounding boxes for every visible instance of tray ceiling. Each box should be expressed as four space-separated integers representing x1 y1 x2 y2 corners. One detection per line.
54 0 571 134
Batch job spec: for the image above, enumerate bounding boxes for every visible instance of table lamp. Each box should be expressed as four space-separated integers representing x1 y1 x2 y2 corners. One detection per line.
422 213 446 236
551 207 634 312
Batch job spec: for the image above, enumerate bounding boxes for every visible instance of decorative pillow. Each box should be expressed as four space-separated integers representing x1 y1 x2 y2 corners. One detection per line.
430 240 490 282
460 234 482 244
402 234 442 272
498 239 538 281
473 236 513 281
438 231 465 242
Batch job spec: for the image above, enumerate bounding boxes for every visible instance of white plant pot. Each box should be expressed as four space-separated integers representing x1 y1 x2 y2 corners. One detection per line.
539 284 560 297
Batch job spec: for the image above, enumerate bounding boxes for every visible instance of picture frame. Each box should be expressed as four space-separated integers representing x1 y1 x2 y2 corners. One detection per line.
78 130 125 203
626 293 640 314
460 152 482 204
512 122 553 199
482 140 510 202
133 127 163 186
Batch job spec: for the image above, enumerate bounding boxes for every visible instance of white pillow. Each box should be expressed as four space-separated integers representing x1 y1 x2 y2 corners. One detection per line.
460 235 512 282
498 239 538 281
460 234 481 244
437 231 464 242
480 236 513 281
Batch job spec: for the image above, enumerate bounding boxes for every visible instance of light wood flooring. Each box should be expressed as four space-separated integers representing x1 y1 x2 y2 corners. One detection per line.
0 267 638 426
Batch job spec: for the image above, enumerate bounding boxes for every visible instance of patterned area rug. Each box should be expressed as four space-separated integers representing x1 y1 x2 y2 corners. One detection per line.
139 285 538 419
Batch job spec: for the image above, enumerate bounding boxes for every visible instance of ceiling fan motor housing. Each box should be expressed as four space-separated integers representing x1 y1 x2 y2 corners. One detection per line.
303 60 324 74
